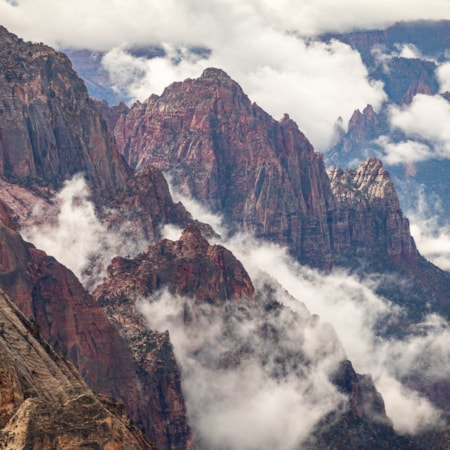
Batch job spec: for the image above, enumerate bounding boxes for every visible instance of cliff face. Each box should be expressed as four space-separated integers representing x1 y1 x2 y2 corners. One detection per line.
0 199 193 449
0 26 131 200
113 68 424 273
115 68 334 268
0 289 155 449
105 166 214 244
94 223 419 449
328 158 418 263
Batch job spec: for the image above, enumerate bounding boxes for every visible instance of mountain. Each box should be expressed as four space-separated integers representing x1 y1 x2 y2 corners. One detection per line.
0 287 154 449
112 68 450 318
0 196 192 448
0 25 131 201
0 24 449 448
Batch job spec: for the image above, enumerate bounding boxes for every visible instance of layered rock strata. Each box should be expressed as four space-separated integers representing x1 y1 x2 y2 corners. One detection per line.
0 288 155 449
114 68 334 269
0 199 193 449
0 26 131 201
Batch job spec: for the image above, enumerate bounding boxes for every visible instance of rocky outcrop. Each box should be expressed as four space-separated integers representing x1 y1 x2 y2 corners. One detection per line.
115 68 334 269
328 105 387 167
0 289 155 449
0 26 131 201
94 223 255 307
328 158 418 263
0 199 193 449
93 98 129 132
105 166 215 243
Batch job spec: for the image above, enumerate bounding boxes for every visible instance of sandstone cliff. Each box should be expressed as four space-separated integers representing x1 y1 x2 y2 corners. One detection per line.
0 26 131 201
328 158 418 263
115 68 334 269
0 199 193 449
0 288 155 449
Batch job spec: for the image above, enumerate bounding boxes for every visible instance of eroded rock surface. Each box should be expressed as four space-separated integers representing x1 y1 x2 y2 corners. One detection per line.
0 289 155 449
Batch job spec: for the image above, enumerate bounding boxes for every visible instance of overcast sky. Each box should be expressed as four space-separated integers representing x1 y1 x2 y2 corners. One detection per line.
2 0 450 150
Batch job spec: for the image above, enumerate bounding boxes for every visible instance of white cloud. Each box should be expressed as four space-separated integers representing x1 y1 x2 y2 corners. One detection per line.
139 289 346 450
407 189 450 271
376 136 433 165
2 0 449 49
437 61 450 92
378 94 450 163
224 234 447 435
390 94 450 142
22 175 147 289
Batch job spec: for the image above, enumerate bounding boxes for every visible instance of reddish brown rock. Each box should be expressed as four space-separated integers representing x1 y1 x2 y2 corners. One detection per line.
0 26 131 201
0 289 155 449
93 98 130 132
95 223 255 307
0 199 192 449
115 68 334 269
328 158 418 262
328 105 387 165
93 224 255 449
105 166 215 243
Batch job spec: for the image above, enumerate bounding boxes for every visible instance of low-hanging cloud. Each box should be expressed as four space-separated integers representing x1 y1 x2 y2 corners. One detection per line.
225 233 447 435
139 288 347 450
376 94 450 164
407 188 450 271
160 182 448 438
22 174 147 289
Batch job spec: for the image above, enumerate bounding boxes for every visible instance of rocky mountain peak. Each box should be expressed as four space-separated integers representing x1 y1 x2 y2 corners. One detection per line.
0 26 131 201
97 224 255 307
328 158 418 263
329 158 399 205
200 66 234 82
114 68 334 269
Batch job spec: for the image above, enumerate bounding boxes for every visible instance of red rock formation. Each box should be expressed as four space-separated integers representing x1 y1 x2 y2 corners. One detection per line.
105 166 215 243
328 105 387 165
0 26 131 200
93 98 130 132
95 223 255 307
0 289 155 449
114 68 334 269
93 224 255 449
328 158 418 262
0 199 192 449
